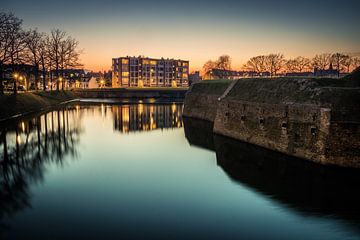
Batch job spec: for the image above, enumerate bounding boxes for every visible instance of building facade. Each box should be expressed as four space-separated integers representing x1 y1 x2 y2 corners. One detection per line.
112 56 189 87
189 71 202 85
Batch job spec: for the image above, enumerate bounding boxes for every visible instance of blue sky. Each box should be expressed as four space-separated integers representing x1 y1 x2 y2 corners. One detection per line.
3 0 360 71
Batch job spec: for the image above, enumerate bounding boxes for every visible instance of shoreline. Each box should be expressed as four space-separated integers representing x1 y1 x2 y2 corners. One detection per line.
0 89 187 123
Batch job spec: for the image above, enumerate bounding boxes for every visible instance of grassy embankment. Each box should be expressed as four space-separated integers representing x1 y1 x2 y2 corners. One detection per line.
193 69 360 107
0 91 77 121
189 80 232 95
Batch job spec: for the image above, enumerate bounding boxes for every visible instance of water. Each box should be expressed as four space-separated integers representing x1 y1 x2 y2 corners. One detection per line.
1 102 360 240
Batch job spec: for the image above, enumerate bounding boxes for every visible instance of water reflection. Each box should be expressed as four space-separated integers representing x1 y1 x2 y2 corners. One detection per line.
184 117 360 233
112 103 183 133
0 107 82 231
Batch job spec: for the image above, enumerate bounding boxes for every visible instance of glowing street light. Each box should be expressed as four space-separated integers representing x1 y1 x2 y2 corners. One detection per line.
100 79 105 88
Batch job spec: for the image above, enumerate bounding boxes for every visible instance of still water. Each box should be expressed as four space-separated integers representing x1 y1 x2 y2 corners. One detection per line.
1 102 360 240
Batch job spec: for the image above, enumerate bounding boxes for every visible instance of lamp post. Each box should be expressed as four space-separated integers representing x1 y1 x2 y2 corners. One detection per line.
13 73 19 94
59 77 63 91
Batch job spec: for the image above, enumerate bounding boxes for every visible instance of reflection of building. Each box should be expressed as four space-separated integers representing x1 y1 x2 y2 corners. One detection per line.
112 56 189 87
113 103 183 133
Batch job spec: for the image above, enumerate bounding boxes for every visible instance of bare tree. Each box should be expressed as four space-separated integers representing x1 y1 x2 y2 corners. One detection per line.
243 55 267 73
48 29 66 90
38 35 50 91
0 12 25 93
285 56 311 73
312 53 331 70
285 59 297 73
59 36 82 90
294 56 310 72
266 53 284 77
216 55 231 70
25 29 44 90
342 55 353 73
202 60 216 79
331 53 348 77
352 57 360 71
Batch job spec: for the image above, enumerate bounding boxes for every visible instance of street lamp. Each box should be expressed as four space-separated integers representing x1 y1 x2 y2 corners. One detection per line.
59 77 63 90
13 73 19 93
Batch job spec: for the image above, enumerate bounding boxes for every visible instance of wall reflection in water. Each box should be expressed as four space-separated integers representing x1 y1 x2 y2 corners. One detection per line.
0 107 82 230
112 103 183 133
184 117 360 233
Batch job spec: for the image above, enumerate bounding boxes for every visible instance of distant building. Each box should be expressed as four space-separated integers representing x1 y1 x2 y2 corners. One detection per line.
314 63 339 78
112 56 189 87
285 72 314 77
51 69 90 89
189 71 202 85
1 64 37 89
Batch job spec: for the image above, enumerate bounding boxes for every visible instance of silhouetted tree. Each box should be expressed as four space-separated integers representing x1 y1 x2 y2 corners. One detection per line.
25 29 44 90
352 57 360 71
48 29 66 90
243 55 267 73
202 60 216 79
331 53 349 77
0 12 25 94
216 55 231 70
312 53 331 70
342 55 353 73
266 53 284 77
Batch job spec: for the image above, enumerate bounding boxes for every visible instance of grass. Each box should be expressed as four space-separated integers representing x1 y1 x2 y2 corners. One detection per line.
190 79 232 95
190 70 360 108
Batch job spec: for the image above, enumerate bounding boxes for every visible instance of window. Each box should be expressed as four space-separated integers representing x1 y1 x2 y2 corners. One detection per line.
122 59 129 64
122 72 129 77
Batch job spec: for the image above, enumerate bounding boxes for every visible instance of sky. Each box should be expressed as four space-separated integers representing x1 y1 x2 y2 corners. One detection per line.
2 0 360 72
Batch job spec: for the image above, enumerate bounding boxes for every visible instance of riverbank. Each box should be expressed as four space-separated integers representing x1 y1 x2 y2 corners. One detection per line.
0 91 77 121
183 69 360 168
0 87 189 122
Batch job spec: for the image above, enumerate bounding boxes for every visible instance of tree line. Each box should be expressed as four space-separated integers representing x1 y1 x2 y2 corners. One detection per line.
203 53 360 78
0 12 82 94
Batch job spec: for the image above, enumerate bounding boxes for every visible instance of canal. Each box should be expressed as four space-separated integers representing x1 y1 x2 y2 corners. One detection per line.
0 102 360 239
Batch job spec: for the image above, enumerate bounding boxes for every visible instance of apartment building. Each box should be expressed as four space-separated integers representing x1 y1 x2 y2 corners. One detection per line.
112 56 189 87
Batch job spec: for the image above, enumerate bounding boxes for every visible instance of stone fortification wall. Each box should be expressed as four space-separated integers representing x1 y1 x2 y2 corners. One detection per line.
183 70 360 167
182 80 232 121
